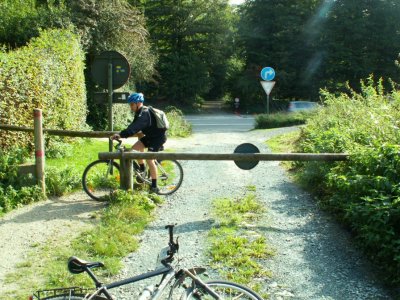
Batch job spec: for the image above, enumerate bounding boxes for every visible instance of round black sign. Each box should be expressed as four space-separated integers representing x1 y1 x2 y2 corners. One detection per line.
234 143 260 170
91 51 130 89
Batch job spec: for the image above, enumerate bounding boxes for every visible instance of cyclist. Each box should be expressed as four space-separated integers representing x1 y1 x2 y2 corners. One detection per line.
110 92 167 193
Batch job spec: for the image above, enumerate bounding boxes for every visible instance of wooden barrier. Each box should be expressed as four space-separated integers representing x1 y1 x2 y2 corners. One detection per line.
0 124 116 138
99 152 348 161
98 151 348 191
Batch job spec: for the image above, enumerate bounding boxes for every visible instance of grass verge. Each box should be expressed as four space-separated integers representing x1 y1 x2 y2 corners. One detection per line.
266 130 300 171
207 186 274 298
255 111 316 129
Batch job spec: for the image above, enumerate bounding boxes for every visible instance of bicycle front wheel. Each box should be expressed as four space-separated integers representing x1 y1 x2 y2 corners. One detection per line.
155 160 183 195
181 280 264 300
82 160 120 201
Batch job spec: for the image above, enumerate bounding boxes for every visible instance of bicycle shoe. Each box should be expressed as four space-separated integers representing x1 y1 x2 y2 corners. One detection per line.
149 186 160 194
136 171 146 183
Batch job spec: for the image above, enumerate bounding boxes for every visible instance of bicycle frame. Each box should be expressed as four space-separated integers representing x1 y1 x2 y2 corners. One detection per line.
81 265 174 299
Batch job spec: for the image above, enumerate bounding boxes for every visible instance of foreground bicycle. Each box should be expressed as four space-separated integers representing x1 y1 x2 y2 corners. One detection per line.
82 140 183 200
31 224 263 300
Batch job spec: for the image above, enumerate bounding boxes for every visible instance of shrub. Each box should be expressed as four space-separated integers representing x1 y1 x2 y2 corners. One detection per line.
255 111 317 129
0 28 87 156
45 166 81 197
165 106 192 137
295 77 400 283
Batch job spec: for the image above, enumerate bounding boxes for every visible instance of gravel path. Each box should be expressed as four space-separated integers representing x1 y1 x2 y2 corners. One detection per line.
0 127 395 299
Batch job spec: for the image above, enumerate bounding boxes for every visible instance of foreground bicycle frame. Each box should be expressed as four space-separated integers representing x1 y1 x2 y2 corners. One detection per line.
31 225 263 300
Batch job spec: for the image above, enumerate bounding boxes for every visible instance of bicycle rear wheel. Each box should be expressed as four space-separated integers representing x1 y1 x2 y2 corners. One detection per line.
155 160 183 195
181 280 264 300
82 160 120 201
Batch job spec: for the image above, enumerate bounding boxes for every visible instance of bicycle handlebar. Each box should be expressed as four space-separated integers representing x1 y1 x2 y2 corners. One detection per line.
164 224 179 263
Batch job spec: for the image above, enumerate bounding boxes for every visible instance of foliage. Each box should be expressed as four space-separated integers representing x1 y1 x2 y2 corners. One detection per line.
236 0 400 102
164 106 192 137
295 77 400 283
141 0 237 104
255 111 317 129
45 166 81 197
0 0 70 49
0 150 45 215
0 28 87 155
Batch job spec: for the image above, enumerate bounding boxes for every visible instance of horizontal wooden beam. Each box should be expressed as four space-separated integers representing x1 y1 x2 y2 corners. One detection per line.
0 124 117 138
98 152 348 161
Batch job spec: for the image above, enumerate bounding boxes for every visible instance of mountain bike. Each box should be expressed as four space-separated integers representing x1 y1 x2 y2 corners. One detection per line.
82 140 183 201
30 224 264 300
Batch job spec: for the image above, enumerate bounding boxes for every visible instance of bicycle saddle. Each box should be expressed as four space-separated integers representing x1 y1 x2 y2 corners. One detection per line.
68 256 105 274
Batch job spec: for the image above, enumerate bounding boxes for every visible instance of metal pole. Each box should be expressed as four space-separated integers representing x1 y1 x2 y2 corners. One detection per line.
267 94 270 114
33 109 46 196
108 63 113 152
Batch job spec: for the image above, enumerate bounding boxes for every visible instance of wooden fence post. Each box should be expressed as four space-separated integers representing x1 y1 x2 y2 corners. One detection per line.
34 109 46 196
120 154 133 191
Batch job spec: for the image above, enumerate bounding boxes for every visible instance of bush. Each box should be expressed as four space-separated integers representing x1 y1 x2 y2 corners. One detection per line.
165 106 192 137
0 150 45 214
255 111 317 129
0 28 87 156
45 166 81 197
295 77 400 283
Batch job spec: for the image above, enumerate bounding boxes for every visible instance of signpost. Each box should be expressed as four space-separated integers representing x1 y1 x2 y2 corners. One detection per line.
260 67 276 114
91 51 130 151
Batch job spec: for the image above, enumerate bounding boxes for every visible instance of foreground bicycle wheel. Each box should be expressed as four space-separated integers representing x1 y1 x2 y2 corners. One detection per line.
182 280 264 300
155 159 183 195
41 296 85 300
82 160 120 201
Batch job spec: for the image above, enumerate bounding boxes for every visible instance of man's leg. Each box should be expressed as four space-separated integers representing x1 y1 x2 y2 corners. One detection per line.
147 159 157 181
132 140 146 171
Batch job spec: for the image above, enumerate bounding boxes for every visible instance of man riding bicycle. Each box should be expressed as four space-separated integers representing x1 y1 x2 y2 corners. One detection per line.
110 92 167 193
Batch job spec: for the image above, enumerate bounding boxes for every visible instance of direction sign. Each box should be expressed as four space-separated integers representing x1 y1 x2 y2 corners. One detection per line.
260 67 275 81
93 92 130 104
91 51 130 89
260 81 276 96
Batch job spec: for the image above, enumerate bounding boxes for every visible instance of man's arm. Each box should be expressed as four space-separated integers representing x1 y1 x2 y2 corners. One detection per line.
119 110 150 138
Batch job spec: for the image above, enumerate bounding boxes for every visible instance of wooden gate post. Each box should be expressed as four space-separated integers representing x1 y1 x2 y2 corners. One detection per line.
120 155 133 191
34 109 46 196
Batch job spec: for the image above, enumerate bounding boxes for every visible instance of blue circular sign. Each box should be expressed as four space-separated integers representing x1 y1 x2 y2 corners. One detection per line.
260 67 275 81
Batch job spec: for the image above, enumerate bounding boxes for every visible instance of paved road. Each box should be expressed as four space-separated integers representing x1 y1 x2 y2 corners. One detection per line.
185 113 256 133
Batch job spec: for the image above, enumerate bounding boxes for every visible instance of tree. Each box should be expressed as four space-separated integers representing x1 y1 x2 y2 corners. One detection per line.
236 0 321 105
65 0 157 128
321 0 400 92
141 0 236 105
236 0 400 105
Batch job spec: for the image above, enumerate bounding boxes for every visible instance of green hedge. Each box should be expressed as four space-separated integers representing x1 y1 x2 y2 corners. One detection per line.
295 77 400 283
0 28 87 154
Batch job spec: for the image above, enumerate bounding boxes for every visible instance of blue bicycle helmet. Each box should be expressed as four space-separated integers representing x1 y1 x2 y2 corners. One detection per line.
127 92 144 103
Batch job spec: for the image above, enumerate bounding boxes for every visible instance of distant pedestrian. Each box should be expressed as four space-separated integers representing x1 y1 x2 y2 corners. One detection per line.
234 97 240 114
